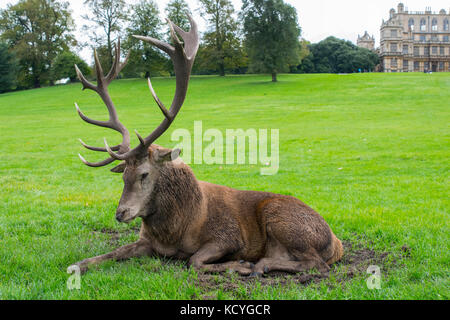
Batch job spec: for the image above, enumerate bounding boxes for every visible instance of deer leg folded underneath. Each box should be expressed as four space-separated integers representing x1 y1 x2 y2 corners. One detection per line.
188 243 253 276
70 239 153 274
252 257 330 276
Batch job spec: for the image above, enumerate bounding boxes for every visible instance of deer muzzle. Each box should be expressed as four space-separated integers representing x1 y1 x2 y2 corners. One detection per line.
115 208 129 223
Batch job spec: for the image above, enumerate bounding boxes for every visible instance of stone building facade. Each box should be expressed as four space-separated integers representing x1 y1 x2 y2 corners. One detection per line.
357 31 375 50
380 3 450 72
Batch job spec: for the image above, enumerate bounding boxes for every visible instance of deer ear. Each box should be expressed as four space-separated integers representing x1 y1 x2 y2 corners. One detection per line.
155 148 181 162
110 162 126 173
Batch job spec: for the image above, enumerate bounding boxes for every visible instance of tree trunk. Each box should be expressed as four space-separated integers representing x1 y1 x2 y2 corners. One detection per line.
219 61 225 77
34 76 41 88
271 72 277 82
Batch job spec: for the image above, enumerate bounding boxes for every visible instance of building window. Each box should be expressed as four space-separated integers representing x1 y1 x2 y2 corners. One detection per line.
440 47 445 55
432 46 438 55
424 61 429 71
431 35 438 42
414 61 419 71
439 62 444 71
403 60 409 69
391 43 397 52
420 19 426 31
414 46 420 56
432 18 438 31
420 35 426 42
424 47 430 55
391 58 397 68
408 18 415 31
444 36 449 42
444 19 449 31
403 45 408 54
390 29 397 37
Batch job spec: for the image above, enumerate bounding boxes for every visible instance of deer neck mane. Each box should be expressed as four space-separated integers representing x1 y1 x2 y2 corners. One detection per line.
143 162 202 244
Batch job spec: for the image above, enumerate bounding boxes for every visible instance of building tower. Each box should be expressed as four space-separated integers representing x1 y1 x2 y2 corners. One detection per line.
380 3 450 72
357 31 375 50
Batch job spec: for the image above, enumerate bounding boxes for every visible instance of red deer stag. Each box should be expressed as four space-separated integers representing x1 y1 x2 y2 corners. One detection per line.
70 16 343 277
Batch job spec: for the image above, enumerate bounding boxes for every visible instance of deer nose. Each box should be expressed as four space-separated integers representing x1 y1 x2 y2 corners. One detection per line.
116 208 128 222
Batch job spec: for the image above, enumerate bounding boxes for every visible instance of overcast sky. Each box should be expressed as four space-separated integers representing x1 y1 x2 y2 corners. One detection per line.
1 0 450 61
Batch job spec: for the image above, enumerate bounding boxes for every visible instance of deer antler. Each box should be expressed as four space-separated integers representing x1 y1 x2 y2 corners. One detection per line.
75 15 198 165
74 39 130 167
103 15 199 160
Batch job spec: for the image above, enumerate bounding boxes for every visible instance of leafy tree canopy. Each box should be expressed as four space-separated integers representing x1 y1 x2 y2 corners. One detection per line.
51 51 90 82
198 0 246 76
0 0 76 88
0 42 19 93
241 0 301 81
123 0 168 78
298 37 380 74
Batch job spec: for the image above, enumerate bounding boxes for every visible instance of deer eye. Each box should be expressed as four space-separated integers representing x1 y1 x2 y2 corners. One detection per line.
141 173 149 180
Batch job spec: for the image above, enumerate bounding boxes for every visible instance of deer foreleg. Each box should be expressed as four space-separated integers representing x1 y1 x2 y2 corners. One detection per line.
70 239 152 274
188 243 253 276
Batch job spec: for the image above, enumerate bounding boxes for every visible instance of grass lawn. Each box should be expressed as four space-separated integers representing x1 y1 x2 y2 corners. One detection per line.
0 72 448 299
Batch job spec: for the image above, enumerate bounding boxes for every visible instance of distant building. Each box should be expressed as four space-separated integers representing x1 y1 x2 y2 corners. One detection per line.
380 3 450 72
357 31 375 50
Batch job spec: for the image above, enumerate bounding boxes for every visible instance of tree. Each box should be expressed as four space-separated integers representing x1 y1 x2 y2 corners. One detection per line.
82 0 128 70
289 39 310 73
165 0 191 32
51 51 90 82
198 0 243 76
0 0 76 88
124 0 168 78
299 37 380 74
0 42 18 93
241 0 301 82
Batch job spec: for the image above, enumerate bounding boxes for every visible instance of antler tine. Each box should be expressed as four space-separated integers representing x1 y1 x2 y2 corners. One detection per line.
169 14 199 60
105 39 130 84
78 153 116 167
74 64 97 91
104 138 128 160
167 18 184 50
79 138 120 152
147 77 172 120
93 49 105 87
170 19 189 40
132 35 175 57
75 103 110 128
134 130 145 146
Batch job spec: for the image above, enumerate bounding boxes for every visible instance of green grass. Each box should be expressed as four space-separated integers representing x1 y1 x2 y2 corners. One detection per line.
0 73 449 299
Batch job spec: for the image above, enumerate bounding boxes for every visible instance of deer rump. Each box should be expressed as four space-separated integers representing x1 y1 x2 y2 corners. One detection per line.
69 15 343 277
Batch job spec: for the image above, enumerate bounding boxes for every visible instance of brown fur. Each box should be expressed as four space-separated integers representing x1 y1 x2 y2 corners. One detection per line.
71 147 343 277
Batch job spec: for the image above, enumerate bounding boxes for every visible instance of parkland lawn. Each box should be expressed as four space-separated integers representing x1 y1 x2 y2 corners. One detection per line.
0 73 448 299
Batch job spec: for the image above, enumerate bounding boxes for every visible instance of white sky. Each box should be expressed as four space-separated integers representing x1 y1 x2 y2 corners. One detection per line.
1 0 450 61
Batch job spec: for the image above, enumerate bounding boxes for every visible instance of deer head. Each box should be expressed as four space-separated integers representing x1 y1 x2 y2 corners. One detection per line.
74 16 199 223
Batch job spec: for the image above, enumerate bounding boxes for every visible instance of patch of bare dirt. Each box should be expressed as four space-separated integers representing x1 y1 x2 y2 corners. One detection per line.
91 226 140 246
